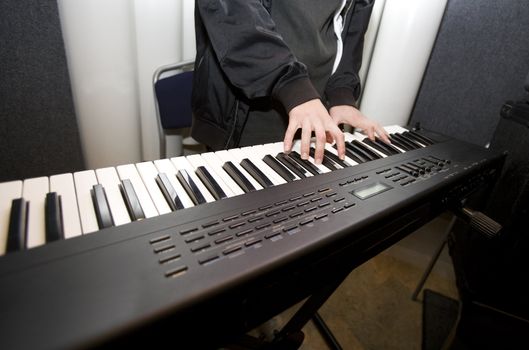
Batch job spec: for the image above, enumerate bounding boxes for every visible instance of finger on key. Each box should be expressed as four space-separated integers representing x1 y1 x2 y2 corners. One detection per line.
283 121 299 154
377 126 391 144
313 126 326 164
333 130 346 160
300 122 312 161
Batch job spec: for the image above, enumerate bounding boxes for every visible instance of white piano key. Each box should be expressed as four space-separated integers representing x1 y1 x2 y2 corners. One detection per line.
200 152 245 196
186 154 236 197
223 149 264 190
136 162 172 215
95 167 131 226
73 170 99 234
247 145 288 186
23 177 49 248
170 156 216 203
49 173 82 239
0 181 23 255
153 159 195 208
116 164 159 218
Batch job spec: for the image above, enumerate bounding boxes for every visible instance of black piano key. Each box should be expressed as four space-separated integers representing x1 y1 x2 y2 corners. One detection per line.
156 173 185 211
351 140 382 160
262 155 296 182
388 134 415 151
375 137 403 154
391 133 421 150
343 143 370 163
120 179 146 221
196 166 227 201
289 151 322 175
91 184 114 229
222 161 256 193
276 152 308 178
323 149 352 168
404 130 435 146
240 158 274 188
177 169 207 205
7 198 28 252
45 192 64 242
309 147 338 171
362 138 398 156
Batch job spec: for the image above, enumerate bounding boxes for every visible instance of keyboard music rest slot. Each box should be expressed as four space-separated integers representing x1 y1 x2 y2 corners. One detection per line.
73 170 100 234
276 152 309 179
0 180 23 254
91 184 114 229
45 192 64 242
6 198 28 252
176 169 207 205
309 147 339 171
95 168 131 226
262 155 296 183
50 173 82 238
120 179 146 221
240 158 274 188
23 177 49 248
116 164 159 218
222 161 256 193
155 173 184 211
289 151 323 175
195 166 227 201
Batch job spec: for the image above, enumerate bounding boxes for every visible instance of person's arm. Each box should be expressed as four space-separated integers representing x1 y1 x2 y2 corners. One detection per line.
325 0 390 143
195 0 318 105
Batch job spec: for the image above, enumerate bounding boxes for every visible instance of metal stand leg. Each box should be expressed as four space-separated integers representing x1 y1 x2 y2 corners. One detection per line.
411 215 457 301
312 312 343 350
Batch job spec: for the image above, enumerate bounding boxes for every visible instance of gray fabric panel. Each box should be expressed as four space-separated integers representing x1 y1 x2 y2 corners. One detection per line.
0 0 84 182
410 0 529 146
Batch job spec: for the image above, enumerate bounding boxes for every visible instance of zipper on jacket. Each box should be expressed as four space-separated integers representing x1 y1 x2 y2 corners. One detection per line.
224 99 239 149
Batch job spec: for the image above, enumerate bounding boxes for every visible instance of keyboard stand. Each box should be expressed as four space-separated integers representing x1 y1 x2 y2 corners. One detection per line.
226 259 351 350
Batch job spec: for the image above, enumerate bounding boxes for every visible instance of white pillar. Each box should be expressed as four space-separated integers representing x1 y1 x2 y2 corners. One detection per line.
360 0 448 126
133 0 183 161
57 0 142 169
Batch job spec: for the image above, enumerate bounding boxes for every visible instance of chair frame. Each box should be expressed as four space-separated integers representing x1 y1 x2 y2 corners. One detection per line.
153 59 195 159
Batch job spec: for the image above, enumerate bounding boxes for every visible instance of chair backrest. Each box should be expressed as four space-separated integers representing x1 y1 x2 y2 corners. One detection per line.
153 59 194 158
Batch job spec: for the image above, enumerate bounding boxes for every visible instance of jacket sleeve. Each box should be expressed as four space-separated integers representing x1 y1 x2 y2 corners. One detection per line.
325 0 375 108
196 0 320 112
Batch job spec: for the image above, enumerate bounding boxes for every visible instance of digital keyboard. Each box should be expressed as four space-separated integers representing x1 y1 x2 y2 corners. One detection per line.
0 126 505 349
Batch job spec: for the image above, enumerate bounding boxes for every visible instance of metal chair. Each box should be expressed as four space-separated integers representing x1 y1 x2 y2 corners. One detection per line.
153 59 195 158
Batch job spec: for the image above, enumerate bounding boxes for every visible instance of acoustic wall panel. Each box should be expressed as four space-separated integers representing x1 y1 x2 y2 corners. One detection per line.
0 0 84 182
409 0 529 146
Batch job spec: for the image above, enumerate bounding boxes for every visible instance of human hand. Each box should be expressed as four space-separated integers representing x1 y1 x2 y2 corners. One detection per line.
329 105 390 143
284 99 345 164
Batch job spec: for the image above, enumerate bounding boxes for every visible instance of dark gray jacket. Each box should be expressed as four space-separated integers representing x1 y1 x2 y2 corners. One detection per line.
191 0 375 149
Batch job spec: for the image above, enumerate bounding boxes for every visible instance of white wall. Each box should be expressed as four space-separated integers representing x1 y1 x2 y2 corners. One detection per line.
58 0 195 170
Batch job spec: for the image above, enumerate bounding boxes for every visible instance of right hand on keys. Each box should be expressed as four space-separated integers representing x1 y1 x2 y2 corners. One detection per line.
283 99 346 165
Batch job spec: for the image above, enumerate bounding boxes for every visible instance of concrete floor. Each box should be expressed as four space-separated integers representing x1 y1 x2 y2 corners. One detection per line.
251 213 460 350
